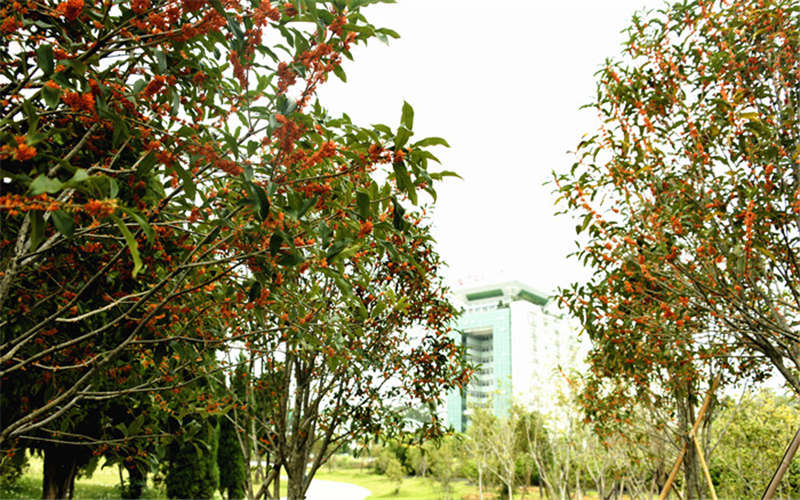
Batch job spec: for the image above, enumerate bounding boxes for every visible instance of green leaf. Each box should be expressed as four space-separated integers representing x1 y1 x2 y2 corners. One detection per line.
29 175 63 195
430 170 462 180
113 216 143 278
277 95 297 115
392 161 416 204
318 221 332 246
61 59 86 76
208 0 226 16
377 27 400 39
295 197 315 219
414 136 450 148
332 64 347 82
155 50 167 72
269 234 283 255
132 79 147 95
356 190 370 219
136 151 157 176
128 414 145 437
302 0 317 14
326 240 347 261
278 252 303 267
42 84 60 108
108 177 119 198
36 44 54 76
65 168 89 185
175 165 196 199
52 71 69 88
392 197 406 231
227 17 244 43
248 280 262 302
118 207 154 241
51 210 74 237
111 116 129 148
322 268 354 298
400 101 414 130
394 126 412 149
249 182 270 220
198 225 222 249
22 100 39 132
576 213 592 234
30 211 45 251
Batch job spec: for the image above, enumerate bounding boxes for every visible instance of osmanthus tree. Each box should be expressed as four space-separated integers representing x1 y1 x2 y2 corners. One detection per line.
0 0 464 496
554 0 800 411
214 194 470 500
554 0 799 496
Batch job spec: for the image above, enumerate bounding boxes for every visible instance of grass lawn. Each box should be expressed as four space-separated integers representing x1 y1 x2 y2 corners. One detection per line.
314 468 562 500
0 454 168 500
4 456 615 500
315 468 618 500
6 459 498 500
315 468 476 499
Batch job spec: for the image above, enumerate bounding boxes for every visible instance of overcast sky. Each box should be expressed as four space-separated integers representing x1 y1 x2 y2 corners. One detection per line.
317 0 666 295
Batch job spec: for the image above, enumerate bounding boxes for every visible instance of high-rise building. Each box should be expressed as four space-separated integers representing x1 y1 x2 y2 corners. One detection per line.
445 281 586 432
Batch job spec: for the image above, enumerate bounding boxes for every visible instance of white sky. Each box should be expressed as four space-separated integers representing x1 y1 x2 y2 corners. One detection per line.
318 0 666 295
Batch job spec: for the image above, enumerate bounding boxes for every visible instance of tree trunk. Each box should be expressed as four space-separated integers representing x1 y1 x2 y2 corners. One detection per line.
286 476 304 500
286 460 307 500
477 465 484 500
678 389 703 500
521 462 531 500
42 446 79 499
126 466 146 499
596 475 604 500
273 463 280 500
683 444 702 500
649 471 657 500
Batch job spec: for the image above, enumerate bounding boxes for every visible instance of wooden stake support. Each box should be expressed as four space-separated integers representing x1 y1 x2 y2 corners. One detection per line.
693 430 718 500
658 373 721 500
762 424 800 500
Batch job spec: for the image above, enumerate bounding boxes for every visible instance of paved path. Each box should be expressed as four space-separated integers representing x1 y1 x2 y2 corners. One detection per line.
282 479 371 500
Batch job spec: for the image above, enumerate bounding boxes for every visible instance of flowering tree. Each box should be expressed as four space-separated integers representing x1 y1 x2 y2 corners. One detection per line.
555 0 799 495
555 0 800 404
217 202 469 500
0 0 466 496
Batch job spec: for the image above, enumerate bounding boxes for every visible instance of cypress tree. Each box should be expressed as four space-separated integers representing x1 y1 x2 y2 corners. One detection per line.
166 418 220 499
217 415 246 499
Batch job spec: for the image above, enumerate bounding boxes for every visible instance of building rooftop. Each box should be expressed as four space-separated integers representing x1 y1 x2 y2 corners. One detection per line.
454 280 549 307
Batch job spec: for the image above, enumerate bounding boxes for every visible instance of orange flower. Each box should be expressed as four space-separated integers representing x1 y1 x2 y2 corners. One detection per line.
0 16 20 34
15 142 36 161
283 2 297 16
253 0 280 26
62 91 94 113
57 0 83 21
4 136 36 161
131 0 150 15
181 0 204 12
83 199 117 218
142 75 165 98
358 220 373 238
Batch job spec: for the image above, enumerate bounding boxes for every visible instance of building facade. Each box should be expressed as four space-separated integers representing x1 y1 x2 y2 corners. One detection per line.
445 281 586 432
